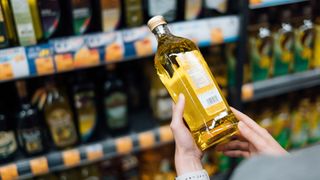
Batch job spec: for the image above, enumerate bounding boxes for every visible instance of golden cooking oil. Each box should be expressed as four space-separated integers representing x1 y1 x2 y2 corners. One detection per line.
148 16 238 150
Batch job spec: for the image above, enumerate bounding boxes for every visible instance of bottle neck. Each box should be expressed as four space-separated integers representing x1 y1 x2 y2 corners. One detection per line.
152 24 172 40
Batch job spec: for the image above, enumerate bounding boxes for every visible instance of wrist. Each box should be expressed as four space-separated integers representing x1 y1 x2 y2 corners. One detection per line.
175 152 203 176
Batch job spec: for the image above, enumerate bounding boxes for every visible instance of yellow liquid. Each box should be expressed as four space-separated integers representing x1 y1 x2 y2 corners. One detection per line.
154 29 238 150
28 0 43 41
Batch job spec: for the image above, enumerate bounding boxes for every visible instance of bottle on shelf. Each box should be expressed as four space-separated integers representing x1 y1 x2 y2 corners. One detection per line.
145 0 178 23
0 0 18 46
80 164 101 179
248 13 273 81
184 0 202 21
122 0 144 27
272 101 290 149
58 168 80 180
145 61 172 125
43 81 78 149
0 111 17 163
73 74 98 143
292 5 315 72
15 80 46 156
147 16 238 150
0 4 9 48
272 9 294 76
100 0 121 32
125 69 142 112
313 12 320 68
103 64 129 135
202 0 228 17
37 0 62 39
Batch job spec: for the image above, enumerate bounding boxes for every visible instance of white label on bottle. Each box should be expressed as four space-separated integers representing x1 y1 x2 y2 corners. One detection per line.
0 131 17 157
184 53 212 89
198 88 223 109
148 0 176 21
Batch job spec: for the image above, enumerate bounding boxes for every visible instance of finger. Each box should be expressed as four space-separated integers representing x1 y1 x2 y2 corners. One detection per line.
231 107 270 138
237 121 268 150
170 94 187 132
216 140 249 151
223 150 250 158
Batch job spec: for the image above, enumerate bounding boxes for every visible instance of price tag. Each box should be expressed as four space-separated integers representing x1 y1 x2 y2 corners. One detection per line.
62 149 80 167
134 38 153 57
30 157 49 175
159 126 173 143
115 137 133 155
210 28 224 44
138 131 155 149
86 144 103 161
74 48 100 68
35 57 55 75
54 54 74 72
0 63 13 80
250 0 262 5
0 164 18 180
242 84 254 101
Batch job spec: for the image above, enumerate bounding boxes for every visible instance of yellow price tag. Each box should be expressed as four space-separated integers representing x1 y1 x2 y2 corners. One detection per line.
86 144 103 161
62 149 80 167
30 157 49 175
210 28 224 44
138 131 155 149
0 164 18 180
0 63 13 80
115 137 133 155
35 57 55 75
159 126 173 143
54 54 74 72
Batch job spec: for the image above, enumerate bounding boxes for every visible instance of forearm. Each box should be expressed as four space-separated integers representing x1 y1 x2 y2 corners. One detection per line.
175 152 203 176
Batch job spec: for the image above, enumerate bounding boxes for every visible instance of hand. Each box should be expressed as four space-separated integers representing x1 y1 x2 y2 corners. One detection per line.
170 94 203 176
216 107 288 158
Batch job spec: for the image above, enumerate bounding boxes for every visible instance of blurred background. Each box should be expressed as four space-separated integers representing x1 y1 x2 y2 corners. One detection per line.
0 0 319 179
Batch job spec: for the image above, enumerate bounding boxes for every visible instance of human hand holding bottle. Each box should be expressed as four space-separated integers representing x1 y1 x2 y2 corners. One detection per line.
171 94 288 176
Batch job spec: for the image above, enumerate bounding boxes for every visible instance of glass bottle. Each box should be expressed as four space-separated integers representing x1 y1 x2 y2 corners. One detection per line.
16 80 46 156
184 0 202 21
123 0 144 27
43 82 78 149
103 65 128 135
100 0 121 32
70 0 92 35
148 16 238 150
37 0 61 39
146 0 178 22
0 0 18 45
73 75 97 143
203 0 228 17
0 111 17 163
0 4 9 48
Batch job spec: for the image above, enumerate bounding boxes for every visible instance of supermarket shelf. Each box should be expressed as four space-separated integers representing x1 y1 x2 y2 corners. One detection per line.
250 0 308 9
242 69 320 102
0 126 173 180
0 15 239 84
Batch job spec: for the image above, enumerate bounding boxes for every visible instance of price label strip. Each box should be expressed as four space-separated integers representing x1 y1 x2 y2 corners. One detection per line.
115 137 133 155
35 57 55 75
30 157 49 175
0 63 13 80
138 131 155 149
0 164 18 180
62 149 81 167
159 126 173 143
86 144 104 161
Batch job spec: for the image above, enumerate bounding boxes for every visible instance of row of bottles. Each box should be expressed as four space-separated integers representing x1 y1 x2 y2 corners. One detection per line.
247 3 320 82
29 143 231 180
0 0 232 48
244 89 320 150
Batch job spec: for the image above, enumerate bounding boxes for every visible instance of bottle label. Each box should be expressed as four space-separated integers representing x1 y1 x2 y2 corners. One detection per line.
71 0 92 35
0 131 17 158
18 128 43 154
38 0 61 39
148 0 177 22
205 0 227 13
185 0 202 20
176 50 226 116
124 0 143 27
47 108 77 147
101 0 121 32
10 0 37 46
105 92 127 129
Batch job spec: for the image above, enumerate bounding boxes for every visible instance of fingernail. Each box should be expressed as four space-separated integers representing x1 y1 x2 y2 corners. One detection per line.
179 93 184 100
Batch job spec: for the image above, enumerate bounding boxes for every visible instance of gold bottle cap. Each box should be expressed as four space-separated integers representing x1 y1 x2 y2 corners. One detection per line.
147 16 167 31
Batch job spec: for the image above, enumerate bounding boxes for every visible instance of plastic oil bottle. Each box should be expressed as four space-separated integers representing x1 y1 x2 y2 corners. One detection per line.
148 16 238 150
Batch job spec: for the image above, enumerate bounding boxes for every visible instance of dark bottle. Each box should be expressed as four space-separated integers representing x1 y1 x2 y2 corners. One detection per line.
73 74 98 143
0 112 17 163
125 70 142 112
16 80 46 156
145 0 178 22
122 0 144 27
43 82 78 149
0 4 9 48
37 0 62 39
202 0 228 17
103 65 128 135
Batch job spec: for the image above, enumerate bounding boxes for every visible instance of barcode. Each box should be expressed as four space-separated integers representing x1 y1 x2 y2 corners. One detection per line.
206 96 220 105
198 89 223 109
